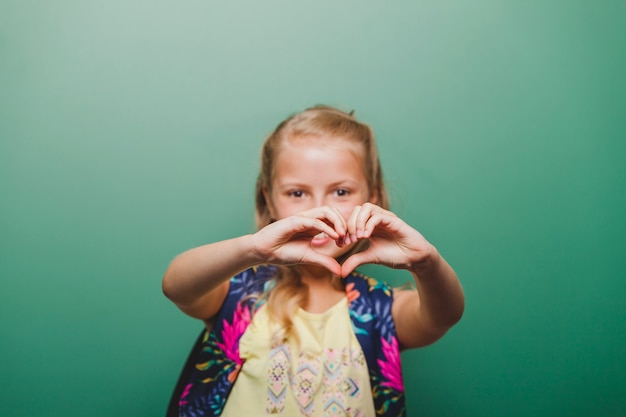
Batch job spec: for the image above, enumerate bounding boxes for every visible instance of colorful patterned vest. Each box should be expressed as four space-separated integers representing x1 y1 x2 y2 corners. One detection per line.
178 265 406 417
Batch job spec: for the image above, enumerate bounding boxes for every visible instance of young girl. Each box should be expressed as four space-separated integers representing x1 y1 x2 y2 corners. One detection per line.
162 106 464 417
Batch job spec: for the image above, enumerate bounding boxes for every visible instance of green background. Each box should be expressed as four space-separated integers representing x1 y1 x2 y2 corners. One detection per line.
1 1 624 416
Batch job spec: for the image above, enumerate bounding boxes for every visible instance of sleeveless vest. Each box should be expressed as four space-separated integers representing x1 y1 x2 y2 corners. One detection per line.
178 265 407 417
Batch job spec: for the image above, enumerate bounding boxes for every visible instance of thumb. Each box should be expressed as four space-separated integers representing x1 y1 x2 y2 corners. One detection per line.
340 251 374 278
306 253 343 277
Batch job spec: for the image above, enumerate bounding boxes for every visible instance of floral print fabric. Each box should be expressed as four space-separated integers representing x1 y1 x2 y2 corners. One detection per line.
178 266 406 417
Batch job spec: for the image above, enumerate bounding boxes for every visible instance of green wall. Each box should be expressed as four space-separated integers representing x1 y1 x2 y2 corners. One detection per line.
1 1 624 416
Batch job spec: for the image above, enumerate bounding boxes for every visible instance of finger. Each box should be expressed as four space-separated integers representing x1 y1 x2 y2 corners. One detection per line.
362 212 385 238
355 203 376 239
286 216 341 240
299 206 346 237
309 218 342 240
340 250 377 277
328 206 347 237
328 206 349 247
305 252 342 276
346 205 362 245
363 211 403 239
359 203 396 237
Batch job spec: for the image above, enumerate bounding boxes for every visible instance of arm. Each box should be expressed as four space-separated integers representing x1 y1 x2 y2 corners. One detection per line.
161 235 261 320
162 206 347 321
391 248 464 348
340 203 465 349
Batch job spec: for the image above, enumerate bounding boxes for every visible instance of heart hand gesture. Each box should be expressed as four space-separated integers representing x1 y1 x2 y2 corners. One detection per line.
340 203 435 277
252 203 434 278
251 206 348 276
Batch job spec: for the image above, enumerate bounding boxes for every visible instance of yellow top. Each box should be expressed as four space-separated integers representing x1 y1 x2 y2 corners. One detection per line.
221 297 375 416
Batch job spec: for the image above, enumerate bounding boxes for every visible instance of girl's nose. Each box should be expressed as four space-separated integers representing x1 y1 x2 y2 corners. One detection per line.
313 195 328 208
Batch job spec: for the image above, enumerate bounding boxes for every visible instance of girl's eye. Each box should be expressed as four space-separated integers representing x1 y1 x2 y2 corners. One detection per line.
335 189 350 197
288 190 304 198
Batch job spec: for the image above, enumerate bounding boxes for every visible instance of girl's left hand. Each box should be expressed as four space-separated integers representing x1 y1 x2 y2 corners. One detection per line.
340 203 435 277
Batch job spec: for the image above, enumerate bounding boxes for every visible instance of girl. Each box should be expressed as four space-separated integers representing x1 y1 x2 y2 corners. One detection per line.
162 106 464 417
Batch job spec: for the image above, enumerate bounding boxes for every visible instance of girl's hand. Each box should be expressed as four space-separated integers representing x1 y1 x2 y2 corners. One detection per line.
341 203 435 277
251 206 347 276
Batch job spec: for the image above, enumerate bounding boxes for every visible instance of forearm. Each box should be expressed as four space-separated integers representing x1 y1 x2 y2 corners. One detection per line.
162 234 262 308
409 249 465 329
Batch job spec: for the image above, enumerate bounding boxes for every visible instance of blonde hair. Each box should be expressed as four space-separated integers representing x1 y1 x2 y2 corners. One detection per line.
255 105 389 345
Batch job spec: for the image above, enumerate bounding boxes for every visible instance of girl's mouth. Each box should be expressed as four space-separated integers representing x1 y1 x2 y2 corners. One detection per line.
311 232 333 247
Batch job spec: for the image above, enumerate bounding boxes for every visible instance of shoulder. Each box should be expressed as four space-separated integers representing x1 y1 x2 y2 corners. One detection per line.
211 265 277 323
345 272 395 326
230 264 278 294
346 272 394 299
345 272 400 369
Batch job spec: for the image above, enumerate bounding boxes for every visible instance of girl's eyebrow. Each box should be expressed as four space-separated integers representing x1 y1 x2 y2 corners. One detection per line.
328 179 359 187
274 181 308 189
277 180 357 189
276 178 358 188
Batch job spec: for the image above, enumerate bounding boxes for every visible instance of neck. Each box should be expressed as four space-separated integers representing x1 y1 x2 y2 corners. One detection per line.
296 264 336 287
294 265 345 314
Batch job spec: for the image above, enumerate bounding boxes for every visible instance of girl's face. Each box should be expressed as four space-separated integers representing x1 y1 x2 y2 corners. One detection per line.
267 136 375 258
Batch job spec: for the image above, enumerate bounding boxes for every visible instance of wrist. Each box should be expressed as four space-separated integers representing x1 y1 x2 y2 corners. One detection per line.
248 232 270 265
409 245 442 276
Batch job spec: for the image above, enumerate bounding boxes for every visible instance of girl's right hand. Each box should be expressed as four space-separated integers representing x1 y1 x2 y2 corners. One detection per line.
251 206 347 276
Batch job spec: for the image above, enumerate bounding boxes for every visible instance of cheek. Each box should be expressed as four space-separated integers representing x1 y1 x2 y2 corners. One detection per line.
337 205 356 222
272 199 301 219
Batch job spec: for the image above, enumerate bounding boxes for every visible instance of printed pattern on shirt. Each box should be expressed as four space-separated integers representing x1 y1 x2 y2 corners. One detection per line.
267 345 289 414
265 344 367 416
